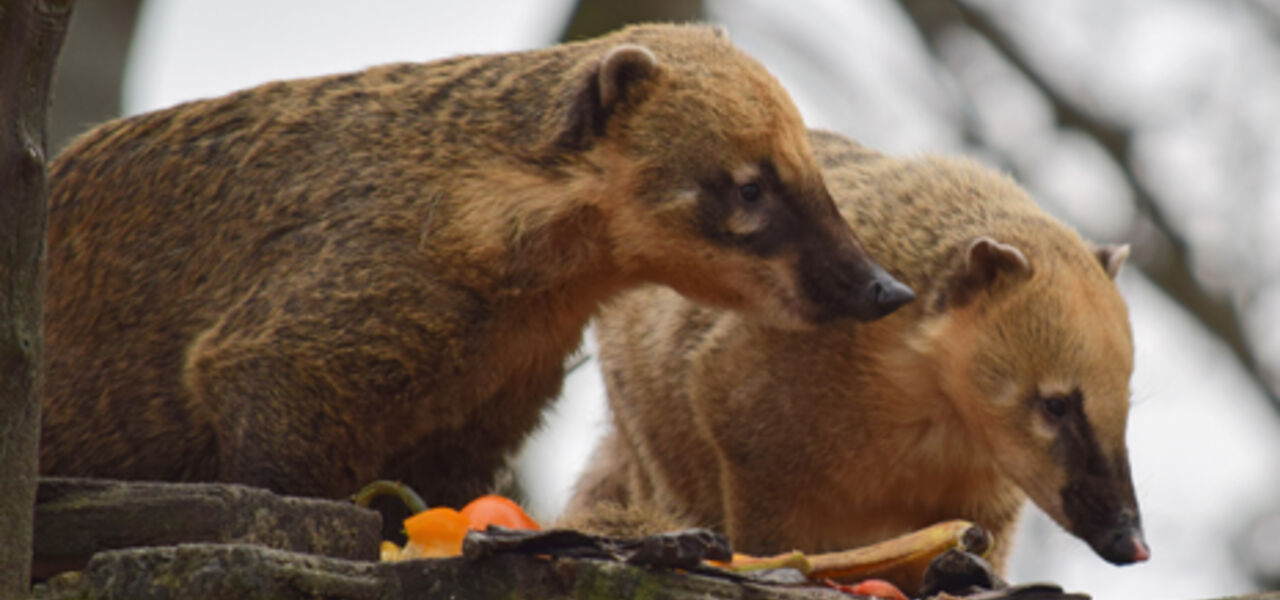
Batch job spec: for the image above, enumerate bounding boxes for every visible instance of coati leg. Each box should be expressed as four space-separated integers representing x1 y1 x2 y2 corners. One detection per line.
383 371 567 509
563 429 639 518
183 257 481 498
715 454 800 555
556 431 695 538
186 341 371 497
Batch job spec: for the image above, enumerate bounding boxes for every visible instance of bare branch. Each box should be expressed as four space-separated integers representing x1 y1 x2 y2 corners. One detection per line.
561 0 703 41
1248 0 1280 38
896 0 1280 411
0 0 75 592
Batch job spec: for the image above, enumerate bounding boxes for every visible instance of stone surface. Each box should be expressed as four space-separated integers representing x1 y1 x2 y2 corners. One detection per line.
30 543 855 600
33 477 381 579
29 478 1278 599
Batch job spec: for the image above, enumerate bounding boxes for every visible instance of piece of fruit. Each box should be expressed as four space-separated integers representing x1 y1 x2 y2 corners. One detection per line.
380 541 403 561
717 520 988 595
838 579 910 600
460 494 540 531
806 519 987 582
720 550 811 573
401 507 471 558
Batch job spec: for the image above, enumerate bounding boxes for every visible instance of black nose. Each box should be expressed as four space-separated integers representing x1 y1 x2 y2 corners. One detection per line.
867 272 915 319
1094 526 1150 565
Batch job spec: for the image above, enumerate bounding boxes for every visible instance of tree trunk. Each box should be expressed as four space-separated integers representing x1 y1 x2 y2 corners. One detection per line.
47 0 141 154
560 0 703 41
0 0 75 593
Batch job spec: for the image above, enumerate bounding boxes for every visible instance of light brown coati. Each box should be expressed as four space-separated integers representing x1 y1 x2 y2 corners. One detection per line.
564 130 1148 574
41 25 915 505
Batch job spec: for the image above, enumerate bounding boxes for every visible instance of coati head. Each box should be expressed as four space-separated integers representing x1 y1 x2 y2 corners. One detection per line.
552 25 913 328
924 231 1149 566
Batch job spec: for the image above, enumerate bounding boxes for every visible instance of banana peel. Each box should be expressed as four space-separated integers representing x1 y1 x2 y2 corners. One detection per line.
721 519 990 595
807 519 989 580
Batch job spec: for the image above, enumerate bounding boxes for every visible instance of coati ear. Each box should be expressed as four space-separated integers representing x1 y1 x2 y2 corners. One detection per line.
965 236 1032 287
556 44 660 150
943 236 1033 309
598 44 659 109
1094 243 1130 280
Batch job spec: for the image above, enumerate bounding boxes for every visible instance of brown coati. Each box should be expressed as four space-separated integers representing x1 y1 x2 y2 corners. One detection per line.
564 130 1148 574
41 26 915 505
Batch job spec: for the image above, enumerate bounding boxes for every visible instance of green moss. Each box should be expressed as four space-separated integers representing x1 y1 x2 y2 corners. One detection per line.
571 561 672 600
27 571 89 600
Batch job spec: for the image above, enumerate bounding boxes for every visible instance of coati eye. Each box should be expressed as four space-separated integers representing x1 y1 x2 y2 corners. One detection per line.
738 182 762 204
1041 395 1069 420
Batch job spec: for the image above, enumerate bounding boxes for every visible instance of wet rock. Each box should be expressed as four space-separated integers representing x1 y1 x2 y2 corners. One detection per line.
462 526 732 569
32 544 388 600
30 543 856 600
33 477 381 579
919 549 1007 597
942 583 1091 599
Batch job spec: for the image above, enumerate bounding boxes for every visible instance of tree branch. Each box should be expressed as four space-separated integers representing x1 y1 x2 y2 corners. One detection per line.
896 0 1280 411
1 0 75 593
560 0 703 41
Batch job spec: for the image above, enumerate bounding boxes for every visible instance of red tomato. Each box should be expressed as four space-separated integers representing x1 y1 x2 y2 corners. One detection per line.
460 495 540 531
825 578 909 600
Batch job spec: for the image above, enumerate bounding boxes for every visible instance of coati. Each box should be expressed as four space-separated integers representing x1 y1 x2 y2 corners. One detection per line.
564 130 1149 574
41 26 915 505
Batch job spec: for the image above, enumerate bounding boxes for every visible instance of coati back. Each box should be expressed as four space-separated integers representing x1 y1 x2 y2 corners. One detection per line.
41 27 913 504
566 130 1147 574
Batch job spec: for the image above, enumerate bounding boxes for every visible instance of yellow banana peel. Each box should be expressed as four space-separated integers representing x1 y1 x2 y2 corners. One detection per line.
721 519 989 592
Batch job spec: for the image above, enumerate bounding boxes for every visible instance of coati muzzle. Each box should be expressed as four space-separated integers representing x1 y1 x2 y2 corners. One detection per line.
1053 397 1149 566
798 245 915 323
1082 512 1150 565
866 265 917 319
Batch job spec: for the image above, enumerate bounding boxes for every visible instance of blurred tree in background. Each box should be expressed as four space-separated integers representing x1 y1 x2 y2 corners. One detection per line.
1 0 75 592
47 0 140 154
561 0 702 40
898 0 1280 415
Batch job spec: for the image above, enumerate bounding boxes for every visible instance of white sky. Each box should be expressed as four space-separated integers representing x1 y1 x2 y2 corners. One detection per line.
123 0 577 113
123 2 1280 598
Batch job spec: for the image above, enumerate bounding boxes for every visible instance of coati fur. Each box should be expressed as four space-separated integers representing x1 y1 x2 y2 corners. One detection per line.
41 26 915 504
564 130 1148 575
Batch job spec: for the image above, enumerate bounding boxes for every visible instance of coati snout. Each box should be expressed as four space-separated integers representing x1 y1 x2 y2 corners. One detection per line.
716 180 918 325
797 238 916 323
1079 508 1148 565
651 153 915 328
1048 390 1149 564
